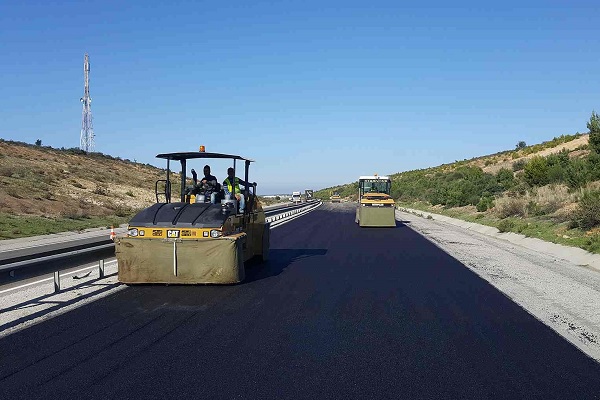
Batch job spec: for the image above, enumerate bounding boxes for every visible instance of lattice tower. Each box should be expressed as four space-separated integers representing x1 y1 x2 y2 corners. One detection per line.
80 53 94 152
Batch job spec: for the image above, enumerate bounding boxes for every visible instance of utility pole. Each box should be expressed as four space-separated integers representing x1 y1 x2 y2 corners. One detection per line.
80 53 94 152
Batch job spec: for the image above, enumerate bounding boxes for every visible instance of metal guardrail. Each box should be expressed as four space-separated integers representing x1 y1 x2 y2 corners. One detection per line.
265 201 321 225
0 243 114 273
1 243 117 293
53 258 109 293
1 201 321 291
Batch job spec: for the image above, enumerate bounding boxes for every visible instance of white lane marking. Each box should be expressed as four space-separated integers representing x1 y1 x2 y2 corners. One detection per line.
0 260 118 295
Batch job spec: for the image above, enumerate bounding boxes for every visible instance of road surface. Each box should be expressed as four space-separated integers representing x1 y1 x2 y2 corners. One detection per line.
1 203 599 399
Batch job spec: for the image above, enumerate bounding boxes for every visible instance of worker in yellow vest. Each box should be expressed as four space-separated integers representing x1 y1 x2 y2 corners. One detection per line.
223 167 254 213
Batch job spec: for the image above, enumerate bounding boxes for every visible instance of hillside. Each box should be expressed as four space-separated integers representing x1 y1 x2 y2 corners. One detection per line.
316 133 591 201
0 139 283 239
0 140 164 238
316 130 600 254
0 140 161 217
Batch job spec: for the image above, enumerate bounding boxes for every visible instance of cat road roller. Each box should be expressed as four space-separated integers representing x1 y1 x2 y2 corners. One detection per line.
355 175 396 227
115 148 269 284
330 191 341 203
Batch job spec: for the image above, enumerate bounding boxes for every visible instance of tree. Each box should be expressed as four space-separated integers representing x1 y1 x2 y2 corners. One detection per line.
496 168 515 190
576 189 600 229
35 139 42 146
516 141 527 149
523 156 549 186
588 110 600 153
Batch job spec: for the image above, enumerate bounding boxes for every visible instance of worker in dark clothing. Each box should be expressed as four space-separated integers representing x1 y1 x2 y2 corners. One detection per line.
197 165 218 204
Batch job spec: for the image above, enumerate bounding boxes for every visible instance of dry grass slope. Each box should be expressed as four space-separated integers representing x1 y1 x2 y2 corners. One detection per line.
0 140 162 219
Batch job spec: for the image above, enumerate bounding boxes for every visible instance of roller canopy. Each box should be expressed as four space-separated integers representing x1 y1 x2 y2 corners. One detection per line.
156 152 254 162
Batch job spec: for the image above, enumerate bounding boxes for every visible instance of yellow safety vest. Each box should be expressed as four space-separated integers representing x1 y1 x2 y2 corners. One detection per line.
223 177 241 193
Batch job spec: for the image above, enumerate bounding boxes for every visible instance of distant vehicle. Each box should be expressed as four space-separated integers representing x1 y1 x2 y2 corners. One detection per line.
330 191 341 203
115 147 270 284
305 189 313 201
355 175 395 227
292 191 301 204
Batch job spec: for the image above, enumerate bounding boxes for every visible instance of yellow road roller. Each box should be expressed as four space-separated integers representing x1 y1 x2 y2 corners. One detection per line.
355 175 396 227
330 191 341 203
116 149 269 284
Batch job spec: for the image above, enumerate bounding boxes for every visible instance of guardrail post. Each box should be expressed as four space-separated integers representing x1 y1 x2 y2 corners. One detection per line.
98 259 105 278
54 271 60 293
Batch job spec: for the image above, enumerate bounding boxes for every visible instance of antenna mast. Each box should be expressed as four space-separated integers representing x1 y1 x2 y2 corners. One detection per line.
80 53 94 152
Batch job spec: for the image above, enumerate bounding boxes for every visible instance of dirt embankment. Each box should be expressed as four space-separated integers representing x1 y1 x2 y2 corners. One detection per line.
475 135 589 174
0 141 163 218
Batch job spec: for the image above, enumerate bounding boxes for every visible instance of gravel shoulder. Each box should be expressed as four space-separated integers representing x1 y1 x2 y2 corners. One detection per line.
0 260 123 338
396 209 600 362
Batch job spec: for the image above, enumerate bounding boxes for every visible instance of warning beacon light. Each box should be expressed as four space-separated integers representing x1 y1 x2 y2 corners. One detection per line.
199 145 206 152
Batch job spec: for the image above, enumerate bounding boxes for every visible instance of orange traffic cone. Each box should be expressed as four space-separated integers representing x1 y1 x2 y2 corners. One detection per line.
110 226 116 240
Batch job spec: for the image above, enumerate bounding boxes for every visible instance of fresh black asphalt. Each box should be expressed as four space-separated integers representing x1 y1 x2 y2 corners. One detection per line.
1 203 599 399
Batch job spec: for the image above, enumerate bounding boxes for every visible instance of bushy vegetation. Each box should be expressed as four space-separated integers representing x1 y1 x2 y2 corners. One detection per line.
476 196 494 212
318 114 600 255
392 166 505 208
588 111 600 153
576 190 600 229
408 150 599 229
512 159 526 171
513 133 582 157
315 181 359 200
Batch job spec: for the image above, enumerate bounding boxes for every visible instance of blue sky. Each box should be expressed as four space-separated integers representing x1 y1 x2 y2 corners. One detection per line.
0 1 598 194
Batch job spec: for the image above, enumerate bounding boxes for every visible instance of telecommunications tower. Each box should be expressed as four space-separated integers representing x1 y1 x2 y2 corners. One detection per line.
80 53 94 152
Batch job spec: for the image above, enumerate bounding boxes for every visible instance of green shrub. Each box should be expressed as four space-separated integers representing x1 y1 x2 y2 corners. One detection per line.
566 158 590 188
512 159 526 172
476 197 494 212
583 235 600 253
496 168 515 189
547 149 570 166
114 205 132 218
497 219 515 233
576 144 589 151
587 110 600 153
525 200 538 216
546 164 565 184
575 190 600 229
588 151 600 180
524 156 549 186
515 222 528 233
